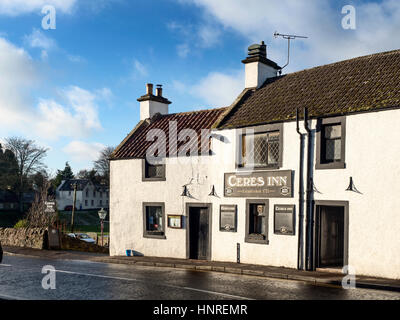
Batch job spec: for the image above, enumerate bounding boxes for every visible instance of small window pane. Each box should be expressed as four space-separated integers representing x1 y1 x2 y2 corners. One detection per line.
325 139 341 161
325 125 341 139
146 206 163 232
145 161 164 178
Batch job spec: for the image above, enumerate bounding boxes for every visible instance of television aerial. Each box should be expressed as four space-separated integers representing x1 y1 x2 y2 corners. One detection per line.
274 32 308 73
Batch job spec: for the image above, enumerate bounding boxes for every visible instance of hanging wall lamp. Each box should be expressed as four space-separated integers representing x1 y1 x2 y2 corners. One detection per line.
181 185 189 197
208 185 217 197
345 177 359 193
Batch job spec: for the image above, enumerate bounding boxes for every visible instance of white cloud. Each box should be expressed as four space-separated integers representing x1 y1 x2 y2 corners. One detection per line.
35 86 102 141
198 24 221 48
134 59 148 77
0 0 77 16
179 0 400 71
0 37 38 132
96 87 113 105
24 29 56 51
63 141 105 162
0 36 103 141
177 43 190 58
67 54 85 63
24 28 57 60
167 20 222 57
172 80 187 94
190 70 244 107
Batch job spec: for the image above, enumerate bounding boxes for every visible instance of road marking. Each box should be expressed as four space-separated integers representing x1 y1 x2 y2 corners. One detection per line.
0 264 12 267
0 293 24 300
48 268 253 300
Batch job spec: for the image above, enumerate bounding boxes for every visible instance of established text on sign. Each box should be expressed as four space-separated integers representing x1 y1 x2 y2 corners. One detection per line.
224 170 293 198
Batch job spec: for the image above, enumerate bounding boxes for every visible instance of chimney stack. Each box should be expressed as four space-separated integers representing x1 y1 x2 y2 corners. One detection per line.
146 83 153 95
156 84 163 97
138 83 171 120
242 41 281 89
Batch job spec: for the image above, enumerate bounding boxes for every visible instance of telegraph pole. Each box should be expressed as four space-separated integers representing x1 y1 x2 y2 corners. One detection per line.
70 182 77 233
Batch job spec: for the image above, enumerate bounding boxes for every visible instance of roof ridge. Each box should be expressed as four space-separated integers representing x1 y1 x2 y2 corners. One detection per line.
163 106 228 117
274 48 400 80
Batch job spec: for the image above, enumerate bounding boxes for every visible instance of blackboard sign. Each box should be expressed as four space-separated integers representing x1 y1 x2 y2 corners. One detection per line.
220 205 237 232
274 205 295 235
224 170 293 198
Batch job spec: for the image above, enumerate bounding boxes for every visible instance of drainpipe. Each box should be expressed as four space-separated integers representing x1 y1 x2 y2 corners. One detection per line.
304 107 313 271
296 109 304 270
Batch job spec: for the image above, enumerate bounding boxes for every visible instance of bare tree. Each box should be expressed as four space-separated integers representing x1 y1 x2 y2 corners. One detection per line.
5 137 48 211
26 180 56 228
93 146 114 183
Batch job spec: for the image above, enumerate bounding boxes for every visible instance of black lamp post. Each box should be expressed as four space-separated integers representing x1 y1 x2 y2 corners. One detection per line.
98 208 107 246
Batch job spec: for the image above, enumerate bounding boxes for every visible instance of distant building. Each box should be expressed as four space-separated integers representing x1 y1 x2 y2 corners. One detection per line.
0 190 18 211
56 179 109 211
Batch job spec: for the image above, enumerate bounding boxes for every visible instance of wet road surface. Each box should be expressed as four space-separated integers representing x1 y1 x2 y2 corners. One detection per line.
0 255 399 300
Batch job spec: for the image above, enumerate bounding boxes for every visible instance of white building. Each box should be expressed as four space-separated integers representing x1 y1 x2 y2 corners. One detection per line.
110 43 400 280
56 179 109 211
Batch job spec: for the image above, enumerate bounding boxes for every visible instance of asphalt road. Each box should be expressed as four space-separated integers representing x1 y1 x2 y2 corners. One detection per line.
0 254 399 300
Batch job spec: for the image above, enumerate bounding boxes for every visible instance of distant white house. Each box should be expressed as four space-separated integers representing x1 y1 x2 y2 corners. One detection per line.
56 179 109 211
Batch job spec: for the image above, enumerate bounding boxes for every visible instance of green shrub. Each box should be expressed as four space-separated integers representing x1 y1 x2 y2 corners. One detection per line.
14 219 28 229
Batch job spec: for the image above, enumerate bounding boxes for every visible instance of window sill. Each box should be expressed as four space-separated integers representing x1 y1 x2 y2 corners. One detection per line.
143 234 166 239
245 235 269 245
236 165 280 171
315 162 346 170
142 177 166 182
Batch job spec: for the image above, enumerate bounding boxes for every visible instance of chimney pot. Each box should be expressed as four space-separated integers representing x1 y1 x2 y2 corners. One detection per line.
156 84 163 97
146 83 153 95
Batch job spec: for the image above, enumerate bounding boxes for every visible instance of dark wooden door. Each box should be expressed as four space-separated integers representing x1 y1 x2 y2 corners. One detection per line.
318 206 344 267
189 207 209 260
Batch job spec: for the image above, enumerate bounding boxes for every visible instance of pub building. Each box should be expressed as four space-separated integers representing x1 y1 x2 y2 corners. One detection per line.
110 43 400 279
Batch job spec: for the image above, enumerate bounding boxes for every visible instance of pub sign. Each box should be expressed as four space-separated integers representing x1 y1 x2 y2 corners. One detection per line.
224 170 293 198
274 205 295 235
219 205 237 232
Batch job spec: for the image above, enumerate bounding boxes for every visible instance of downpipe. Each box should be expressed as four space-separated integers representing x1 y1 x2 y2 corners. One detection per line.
304 107 314 271
296 109 305 270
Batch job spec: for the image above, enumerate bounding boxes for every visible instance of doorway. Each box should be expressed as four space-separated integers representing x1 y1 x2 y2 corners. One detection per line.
314 201 349 269
186 203 212 260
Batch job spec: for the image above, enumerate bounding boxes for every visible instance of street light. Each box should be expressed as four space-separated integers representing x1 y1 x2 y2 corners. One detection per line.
98 208 107 247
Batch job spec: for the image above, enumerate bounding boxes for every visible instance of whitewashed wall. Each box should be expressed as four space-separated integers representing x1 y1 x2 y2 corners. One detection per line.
110 109 400 279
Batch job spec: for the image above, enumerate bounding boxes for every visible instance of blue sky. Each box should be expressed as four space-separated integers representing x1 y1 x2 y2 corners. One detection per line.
0 0 399 175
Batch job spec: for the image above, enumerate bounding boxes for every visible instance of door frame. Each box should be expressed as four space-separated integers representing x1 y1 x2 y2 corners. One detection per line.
186 202 213 260
313 200 349 270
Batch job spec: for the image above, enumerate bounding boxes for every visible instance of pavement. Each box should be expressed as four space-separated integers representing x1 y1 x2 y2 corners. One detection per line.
3 245 400 293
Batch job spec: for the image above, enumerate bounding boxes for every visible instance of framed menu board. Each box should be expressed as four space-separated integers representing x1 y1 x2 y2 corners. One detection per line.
167 215 183 229
220 205 237 232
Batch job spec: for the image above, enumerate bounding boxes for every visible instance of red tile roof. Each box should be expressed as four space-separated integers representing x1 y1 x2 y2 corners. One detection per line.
112 108 227 159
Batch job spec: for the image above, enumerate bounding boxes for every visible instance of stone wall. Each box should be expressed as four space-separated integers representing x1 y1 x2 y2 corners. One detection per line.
0 228 48 249
60 234 109 254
